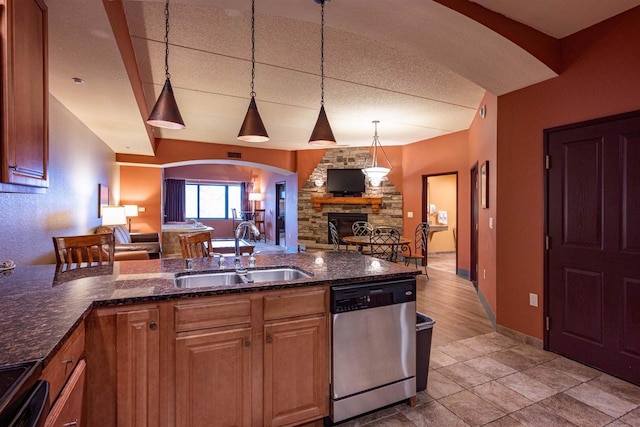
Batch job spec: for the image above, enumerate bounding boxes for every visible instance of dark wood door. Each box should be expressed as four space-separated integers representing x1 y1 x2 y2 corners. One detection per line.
275 182 285 247
546 111 640 385
470 164 479 287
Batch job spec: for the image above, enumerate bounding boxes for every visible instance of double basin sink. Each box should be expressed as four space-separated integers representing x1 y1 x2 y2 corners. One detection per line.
175 267 312 288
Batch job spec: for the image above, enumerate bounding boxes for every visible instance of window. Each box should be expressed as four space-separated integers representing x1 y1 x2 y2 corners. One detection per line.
185 183 242 219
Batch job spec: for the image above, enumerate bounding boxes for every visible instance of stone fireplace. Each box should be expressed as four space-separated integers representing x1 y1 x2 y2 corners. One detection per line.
298 147 403 247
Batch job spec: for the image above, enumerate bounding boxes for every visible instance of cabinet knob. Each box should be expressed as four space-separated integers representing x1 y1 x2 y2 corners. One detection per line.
61 357 74 365
245 339 251 347
149 322 158 330
266 335 273 343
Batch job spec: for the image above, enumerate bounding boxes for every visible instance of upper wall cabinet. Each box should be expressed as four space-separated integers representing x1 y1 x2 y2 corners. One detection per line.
0 0 48 192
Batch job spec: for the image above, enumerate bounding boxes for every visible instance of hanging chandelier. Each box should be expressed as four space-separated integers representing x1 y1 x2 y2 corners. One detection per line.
147 0 185 130
362 120 392 186
238 0 269 142
308 0 336 146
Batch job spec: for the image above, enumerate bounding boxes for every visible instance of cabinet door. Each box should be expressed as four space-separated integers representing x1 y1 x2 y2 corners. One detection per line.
117 308 160 427
175 327 252 427
1 0 48 188
264 316 328 427
44 359 86 427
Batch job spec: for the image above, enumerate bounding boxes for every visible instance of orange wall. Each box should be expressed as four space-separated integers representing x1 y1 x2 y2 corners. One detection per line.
496 7 640 339
117 139 297 173
119 166 162 235
469 92 498 316
402 131 471 272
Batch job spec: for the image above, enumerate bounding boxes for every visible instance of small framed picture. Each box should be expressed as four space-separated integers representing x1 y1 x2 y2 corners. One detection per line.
480 161 489 209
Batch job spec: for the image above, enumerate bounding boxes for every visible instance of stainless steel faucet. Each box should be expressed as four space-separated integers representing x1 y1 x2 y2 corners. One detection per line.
234 221 260 270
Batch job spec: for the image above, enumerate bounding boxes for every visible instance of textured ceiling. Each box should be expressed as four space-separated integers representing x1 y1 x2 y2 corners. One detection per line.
47 0 640 156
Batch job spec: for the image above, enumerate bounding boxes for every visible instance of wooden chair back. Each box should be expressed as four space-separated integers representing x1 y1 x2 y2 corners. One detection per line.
253 209 266 242
52 233 115 267
179 231 213 258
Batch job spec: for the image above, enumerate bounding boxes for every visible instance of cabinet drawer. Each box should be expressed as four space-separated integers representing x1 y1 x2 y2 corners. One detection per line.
175 297 251 332
41 322 85 405
45 359 86 427
264 289 326 321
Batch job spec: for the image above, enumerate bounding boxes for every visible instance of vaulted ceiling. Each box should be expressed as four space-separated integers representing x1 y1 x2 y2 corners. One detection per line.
47 0 640 156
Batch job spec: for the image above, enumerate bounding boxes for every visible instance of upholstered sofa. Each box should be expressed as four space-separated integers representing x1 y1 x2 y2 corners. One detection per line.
96 225 161 259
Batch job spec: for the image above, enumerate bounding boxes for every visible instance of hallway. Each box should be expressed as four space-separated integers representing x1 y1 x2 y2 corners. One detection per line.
341 268 640 426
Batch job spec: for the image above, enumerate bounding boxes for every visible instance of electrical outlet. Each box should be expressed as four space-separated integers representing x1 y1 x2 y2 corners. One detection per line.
489 217 494 229
483 269 486 279
529 293 538 307
407 211 413 218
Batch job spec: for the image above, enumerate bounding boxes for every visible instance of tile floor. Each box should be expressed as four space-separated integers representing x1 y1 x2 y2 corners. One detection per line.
339 332 640 426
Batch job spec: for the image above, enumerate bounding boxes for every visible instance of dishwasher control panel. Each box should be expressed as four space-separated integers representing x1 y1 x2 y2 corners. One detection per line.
331 278 416 313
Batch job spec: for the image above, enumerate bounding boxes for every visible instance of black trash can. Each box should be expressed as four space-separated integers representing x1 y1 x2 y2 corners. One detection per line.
416 313 436 392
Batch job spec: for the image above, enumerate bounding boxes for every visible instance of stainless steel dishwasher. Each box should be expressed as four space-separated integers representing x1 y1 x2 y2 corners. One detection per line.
330 278 416 422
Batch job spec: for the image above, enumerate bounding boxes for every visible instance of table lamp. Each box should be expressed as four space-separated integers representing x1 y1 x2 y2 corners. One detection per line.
101 206 126 226
123 205 139 232
248 193 263 212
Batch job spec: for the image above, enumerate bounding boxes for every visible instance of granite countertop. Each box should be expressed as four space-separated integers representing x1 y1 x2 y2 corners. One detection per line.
0 251 419 368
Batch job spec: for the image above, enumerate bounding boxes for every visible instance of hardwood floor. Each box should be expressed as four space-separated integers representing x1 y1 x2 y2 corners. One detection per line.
416 267 493 348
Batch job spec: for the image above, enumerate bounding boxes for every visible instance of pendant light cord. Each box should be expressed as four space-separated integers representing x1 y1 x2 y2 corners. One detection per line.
320 0 325 106
250 0 256 97
164 0 171 80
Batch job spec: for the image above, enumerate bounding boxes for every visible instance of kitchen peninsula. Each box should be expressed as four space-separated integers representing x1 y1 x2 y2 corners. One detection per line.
0 252 419 426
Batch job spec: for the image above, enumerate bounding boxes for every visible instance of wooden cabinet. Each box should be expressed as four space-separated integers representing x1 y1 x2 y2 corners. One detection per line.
44 359 86 427
85 304 161 427
116 307 160 427
175 327 252 427
264 316 327 426
173 288 329 427
41 322 85 407
0 0 49 191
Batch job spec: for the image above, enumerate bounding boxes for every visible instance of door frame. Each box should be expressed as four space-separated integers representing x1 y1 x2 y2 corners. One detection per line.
470 163 479 288
421 172 459 274
275 181 285 246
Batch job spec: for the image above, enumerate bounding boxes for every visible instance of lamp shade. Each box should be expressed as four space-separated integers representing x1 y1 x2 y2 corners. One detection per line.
238 97 269 142
123 205 139 218
309 105 336 146
101 206 127 226
248 192 264 202
147 79 185 129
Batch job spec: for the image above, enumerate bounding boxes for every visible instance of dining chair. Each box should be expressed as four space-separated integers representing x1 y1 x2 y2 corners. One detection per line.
252 209 266 242
178 231 213 258
403 222 430 278
52 233 115 268
328 222 341 252
370 227 401 262
231 208 244 230
352 221 373 236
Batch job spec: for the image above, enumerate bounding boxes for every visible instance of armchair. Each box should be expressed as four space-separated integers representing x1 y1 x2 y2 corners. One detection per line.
96 224 161 259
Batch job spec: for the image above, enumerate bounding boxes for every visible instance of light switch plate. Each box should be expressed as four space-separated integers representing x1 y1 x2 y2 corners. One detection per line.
529 293 538 307
489 217 494 229
407 211 413 218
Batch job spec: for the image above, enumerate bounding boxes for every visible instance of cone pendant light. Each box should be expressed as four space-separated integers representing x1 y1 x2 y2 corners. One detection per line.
309 0 336 146
238 0 269 142
147 0 185 129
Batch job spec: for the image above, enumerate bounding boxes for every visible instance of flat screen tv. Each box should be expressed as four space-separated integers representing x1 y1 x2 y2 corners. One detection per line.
326 168 365 196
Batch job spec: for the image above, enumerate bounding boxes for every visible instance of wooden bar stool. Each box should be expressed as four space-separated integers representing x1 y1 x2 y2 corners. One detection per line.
178 231 213 258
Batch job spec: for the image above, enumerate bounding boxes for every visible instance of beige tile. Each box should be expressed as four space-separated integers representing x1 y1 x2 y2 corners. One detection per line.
543 357 601 382
510 403 577 426
426 370 465 399
438 363 492 388
339 405 400 427
364 413 417 427
458 335 509 355
490 350 539 372
588 373 640 405
539 393 614 427
497 372 558 402
482 332 522 349
509 344 558 364
439 390 506 426
403 400 468 427
438 341 483 361
522 365 582 391
620 408 640 426
465 356 517 379
565 382 637 418
430 348 459 369
470 381 534 413
605 421 633 427
483 416 525 427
